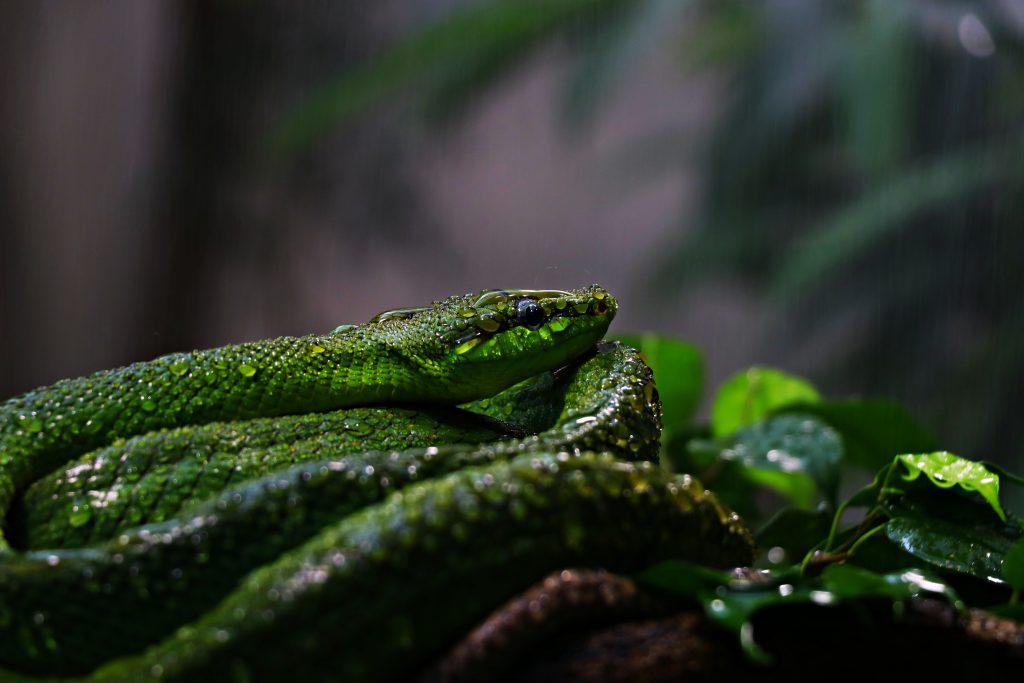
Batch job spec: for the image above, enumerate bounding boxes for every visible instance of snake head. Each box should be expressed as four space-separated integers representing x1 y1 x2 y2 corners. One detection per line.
363 285 617 402
441 285 616 398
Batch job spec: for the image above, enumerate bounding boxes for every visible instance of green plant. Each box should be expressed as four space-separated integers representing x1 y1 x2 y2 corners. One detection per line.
623 331 1024 660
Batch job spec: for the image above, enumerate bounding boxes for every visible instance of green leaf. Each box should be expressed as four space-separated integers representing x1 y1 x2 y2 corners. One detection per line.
896 452 1005 521
635 560 792 661
636 560 963 662
677 448 763 522
1002 537 1024 592
613 333 703 427
755 507 833 566
635 559 729 599
710 414 842 507
820 564 961 609
741 468 817 510
776 398 936 473
711 367 819 437
884 516 1021 584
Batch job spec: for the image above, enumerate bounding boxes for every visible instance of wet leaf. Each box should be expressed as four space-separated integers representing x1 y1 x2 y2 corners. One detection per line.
636 560 962 662
884 510 1022 584
820 564 961 609
1002 537 1024 591
698 414 841 507
755 507 833 566
896 452 1005 521
636 558 728 599
776 398 935 472
712 367 819 437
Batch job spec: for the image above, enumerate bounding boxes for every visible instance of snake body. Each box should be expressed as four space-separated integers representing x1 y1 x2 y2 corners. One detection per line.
0 286 754 681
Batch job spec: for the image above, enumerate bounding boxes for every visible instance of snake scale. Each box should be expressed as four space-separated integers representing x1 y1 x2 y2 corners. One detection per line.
0 285 755 682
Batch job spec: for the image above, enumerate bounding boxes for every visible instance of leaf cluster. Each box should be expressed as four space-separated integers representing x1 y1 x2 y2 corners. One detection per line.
619 331 1024 660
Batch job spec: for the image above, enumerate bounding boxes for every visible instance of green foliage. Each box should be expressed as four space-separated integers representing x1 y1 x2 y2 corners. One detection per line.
657 2 1024 464
755 507 832 566
711 367 819 438
816 455 1023 581
895 452 1005 521
613 331 1024 659
691 414 840 508
1004 538 1024 594
883 515 1019 583
272 0 638 155
775 398 936 472
638 560 963 661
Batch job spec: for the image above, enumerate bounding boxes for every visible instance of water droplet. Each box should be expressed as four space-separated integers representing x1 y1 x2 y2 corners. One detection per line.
238 363 257 378
15 413 40 433
454 337 482 355
547 317 570 333
69 504 92 527
342 418 371 436
475 317 500 333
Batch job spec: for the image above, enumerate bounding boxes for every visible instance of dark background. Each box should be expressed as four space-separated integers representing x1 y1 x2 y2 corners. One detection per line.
1 1 1022 473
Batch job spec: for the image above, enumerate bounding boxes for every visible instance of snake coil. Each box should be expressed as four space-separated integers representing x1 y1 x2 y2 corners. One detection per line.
0 286 754 682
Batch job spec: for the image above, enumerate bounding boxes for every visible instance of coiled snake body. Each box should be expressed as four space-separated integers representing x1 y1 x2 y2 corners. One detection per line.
0 286 754 682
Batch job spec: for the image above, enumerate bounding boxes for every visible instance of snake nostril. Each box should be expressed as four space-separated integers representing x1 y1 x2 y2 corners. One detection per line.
593 300 609 315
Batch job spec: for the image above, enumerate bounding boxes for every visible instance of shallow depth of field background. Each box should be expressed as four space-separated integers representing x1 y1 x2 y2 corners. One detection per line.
1 1 1022 473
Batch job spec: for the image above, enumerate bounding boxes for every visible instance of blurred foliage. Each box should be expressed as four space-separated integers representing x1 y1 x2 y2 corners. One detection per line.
660 1 1024 470
275 0 1024 467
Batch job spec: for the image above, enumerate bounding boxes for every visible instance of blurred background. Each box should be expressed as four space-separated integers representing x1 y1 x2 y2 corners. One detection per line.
1 1 1022 469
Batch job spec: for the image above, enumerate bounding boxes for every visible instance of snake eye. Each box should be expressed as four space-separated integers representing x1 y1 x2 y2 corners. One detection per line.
515 299 545 330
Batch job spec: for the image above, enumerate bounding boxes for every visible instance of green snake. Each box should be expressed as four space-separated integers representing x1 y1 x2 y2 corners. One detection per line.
0 285 754 682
